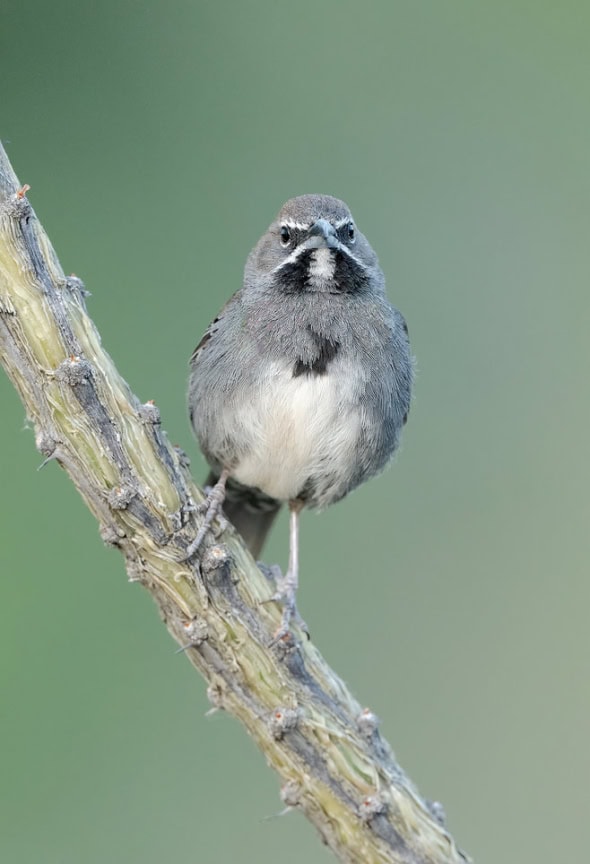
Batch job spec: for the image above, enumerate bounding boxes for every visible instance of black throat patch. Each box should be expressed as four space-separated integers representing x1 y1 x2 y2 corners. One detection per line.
332 249 371 293
275 247 369 295
276 249 314 294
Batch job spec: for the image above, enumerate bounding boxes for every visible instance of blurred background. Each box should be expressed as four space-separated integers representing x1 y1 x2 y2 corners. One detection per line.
1 2 589 862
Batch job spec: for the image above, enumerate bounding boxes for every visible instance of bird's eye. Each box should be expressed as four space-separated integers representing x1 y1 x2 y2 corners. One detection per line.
347 222 356 243
280 225 291 246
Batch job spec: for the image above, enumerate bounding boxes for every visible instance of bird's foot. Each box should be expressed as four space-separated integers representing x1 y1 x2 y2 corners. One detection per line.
259 563 309 643
183 479 229 560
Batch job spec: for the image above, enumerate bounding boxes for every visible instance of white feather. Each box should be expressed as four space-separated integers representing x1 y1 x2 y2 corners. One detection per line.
308 248 336 284
227 359 361 503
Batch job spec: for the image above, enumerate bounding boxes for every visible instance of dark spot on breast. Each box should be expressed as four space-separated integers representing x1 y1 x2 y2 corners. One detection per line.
403 411 408 425
293 332 340 377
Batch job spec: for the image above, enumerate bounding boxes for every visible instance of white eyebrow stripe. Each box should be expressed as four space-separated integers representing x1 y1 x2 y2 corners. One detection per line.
279 220 312 230
280 217 352 230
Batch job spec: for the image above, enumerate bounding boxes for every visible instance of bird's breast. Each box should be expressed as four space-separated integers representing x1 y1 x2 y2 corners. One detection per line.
229 359 362 505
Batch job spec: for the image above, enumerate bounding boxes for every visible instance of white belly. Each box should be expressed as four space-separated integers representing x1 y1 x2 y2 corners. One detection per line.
229 360 361 503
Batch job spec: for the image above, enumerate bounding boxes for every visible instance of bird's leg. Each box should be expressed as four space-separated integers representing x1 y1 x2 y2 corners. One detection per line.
264 500 309 641
185 467 230 559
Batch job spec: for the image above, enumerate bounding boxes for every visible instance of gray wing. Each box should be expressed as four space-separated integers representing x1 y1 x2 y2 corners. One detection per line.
188 292 282 557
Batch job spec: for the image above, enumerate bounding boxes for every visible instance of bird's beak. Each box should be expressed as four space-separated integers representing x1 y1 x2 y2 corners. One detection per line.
307 219 340 249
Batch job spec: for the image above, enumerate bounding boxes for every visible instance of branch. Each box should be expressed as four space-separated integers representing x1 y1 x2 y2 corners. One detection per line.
0 144 469 864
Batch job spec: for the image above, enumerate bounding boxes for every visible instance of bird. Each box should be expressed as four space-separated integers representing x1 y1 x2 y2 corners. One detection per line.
187 194 413 639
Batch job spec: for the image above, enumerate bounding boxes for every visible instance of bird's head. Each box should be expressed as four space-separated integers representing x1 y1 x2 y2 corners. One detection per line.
245 194 383 295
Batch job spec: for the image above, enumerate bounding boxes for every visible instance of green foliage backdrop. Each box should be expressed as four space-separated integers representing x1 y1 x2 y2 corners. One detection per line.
1 3 589 862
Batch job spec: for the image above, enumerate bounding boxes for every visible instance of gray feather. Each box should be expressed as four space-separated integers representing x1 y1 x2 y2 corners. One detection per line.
188 194 413 556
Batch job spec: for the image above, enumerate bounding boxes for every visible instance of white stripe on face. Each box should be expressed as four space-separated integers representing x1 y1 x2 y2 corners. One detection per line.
335 242 367 271
280 217 351 230
308 247 336 282
280 220 311 231
272 231 367 278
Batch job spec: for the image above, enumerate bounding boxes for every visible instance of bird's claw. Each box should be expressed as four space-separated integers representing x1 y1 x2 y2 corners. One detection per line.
271 599 310 645
183 479 229 561
259 564 310 643
195 498 229 535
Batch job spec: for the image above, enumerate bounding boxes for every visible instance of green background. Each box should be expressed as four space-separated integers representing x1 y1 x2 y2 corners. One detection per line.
1 2 588 862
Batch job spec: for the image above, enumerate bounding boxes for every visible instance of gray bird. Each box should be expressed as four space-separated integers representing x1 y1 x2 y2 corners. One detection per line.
187 194 413 638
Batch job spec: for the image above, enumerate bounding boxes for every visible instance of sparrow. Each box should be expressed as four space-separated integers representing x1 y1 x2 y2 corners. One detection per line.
187 194 413 639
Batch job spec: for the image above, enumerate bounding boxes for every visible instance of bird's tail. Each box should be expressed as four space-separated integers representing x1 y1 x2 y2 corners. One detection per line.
205 471 281 559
